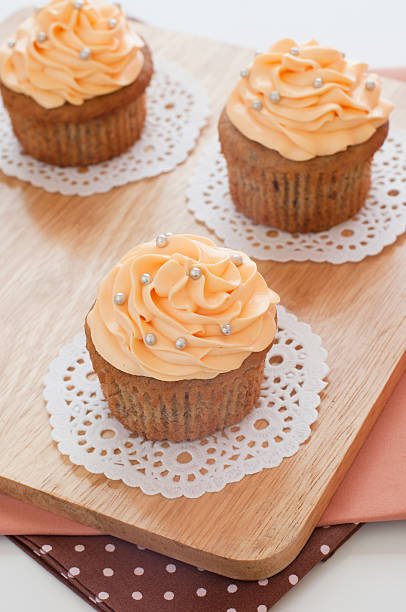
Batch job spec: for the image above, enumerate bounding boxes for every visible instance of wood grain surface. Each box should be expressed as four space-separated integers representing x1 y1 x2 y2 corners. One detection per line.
0 8 405 580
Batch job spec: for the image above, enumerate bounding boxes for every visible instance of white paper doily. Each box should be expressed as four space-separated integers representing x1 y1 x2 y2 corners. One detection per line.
43 306 328 499
187 130 406 263
0 57 209 196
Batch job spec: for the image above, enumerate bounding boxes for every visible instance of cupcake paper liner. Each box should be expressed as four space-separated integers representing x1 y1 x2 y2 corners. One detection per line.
218 108 389 233
225 157 372 233
85 320 269 443
5 93 147 167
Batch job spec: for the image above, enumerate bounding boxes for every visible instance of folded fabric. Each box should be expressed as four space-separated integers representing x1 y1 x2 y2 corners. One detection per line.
320 368 406 525
9 524 360 612
0 494 100 536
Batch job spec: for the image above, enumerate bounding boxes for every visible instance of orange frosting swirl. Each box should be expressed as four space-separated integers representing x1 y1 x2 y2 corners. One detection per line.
226 38 393 161
0 0 144 108
87 235 279 381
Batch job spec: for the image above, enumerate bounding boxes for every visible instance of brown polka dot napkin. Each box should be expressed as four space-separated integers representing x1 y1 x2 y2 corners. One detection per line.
9 524 359 611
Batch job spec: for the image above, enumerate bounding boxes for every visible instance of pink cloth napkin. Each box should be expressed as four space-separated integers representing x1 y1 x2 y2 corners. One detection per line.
1 368 405 534
0 67 404 536
0 494 100 535
320 368 406 525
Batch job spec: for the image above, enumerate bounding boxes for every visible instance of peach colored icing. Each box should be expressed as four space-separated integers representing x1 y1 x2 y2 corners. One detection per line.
0 0 144 108
226 38 393 161
87 235 280 381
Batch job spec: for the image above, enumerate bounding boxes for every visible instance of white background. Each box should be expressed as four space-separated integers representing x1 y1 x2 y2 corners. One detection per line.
1 1 406 611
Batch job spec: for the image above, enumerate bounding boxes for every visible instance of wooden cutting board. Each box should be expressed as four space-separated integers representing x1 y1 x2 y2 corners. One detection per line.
0 8 405 581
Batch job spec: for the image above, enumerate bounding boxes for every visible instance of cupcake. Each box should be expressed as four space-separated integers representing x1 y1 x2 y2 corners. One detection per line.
219 39 393 233
0 0 153 166
85 234 279 442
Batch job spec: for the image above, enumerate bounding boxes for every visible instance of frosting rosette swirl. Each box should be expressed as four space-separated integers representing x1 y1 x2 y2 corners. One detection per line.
226 38 393 161
87 235 279 381
0 0 144 108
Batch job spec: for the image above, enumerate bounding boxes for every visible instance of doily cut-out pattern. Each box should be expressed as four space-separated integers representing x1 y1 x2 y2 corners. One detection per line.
187 131 406 263
44 307 328 499
0 57 209 196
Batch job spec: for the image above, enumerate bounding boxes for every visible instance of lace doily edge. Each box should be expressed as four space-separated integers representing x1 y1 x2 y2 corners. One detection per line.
188 199 405 264
186 135 406 264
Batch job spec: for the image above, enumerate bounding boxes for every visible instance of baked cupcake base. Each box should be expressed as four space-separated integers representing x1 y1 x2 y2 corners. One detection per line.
0 43 153 167
219 109 389 233
85 319 273 442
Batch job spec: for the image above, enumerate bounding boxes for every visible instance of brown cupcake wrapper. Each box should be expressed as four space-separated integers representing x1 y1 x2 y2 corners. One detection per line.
5 93 146 167
219 109 389 233
85 320 272 442
224 157 371 233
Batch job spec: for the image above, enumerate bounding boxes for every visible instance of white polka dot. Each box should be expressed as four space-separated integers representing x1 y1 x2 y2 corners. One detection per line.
132 591 143 600
320 544 330 555
74 545 85 552
289 574 299 585
41 545 52 554
134 567 144 576
136 544 145 550
103 568 114 577
257 606 268 612
227 584 238 593
196 588 207 597
164 591 174 600
227 609 237 612
258 578 268 586
105 544 115 552
196 567 205 571
68 567 80 577
98 592 109 600
166 563 176 573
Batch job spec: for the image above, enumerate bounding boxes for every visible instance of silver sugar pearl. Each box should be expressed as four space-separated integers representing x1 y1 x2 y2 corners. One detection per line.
313 77 324 88
189 266 202 280
140 273 151 285
144 333 157 346
221 323 232 336
252 99 262 111
175 337 187 350
37 31 47 43
156 234 168 248
7 40 15 49
240 68 249 78
290 46 300 56
365 78 376 91
73 0 84 8
269 90 281 103
114 292 126 305
79 47 91 60
108 17 118 28
231 253 243 266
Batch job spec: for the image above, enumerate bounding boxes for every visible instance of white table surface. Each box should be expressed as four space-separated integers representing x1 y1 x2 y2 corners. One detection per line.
1 1 405 611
